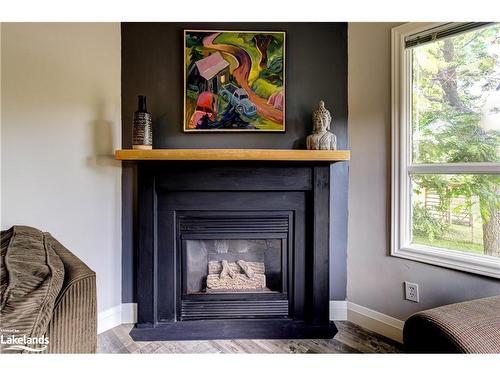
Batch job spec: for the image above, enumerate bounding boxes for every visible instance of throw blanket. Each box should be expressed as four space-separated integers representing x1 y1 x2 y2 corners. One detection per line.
0 226 65 353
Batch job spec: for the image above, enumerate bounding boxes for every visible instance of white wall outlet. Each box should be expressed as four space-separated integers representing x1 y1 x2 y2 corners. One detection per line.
404 281 420 303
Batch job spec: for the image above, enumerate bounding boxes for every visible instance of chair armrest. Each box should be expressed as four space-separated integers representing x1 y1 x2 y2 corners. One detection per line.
45 235 97 353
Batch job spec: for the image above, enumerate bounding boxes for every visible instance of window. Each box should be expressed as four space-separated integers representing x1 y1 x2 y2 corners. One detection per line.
392 23 500 278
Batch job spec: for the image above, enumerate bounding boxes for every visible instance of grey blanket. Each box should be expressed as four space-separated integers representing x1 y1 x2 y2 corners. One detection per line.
0 226 65 353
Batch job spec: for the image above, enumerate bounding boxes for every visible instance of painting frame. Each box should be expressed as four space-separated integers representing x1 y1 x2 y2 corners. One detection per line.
183 29 286 133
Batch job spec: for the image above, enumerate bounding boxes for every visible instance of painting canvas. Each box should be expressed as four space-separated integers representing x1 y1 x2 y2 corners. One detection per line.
184 30 285 132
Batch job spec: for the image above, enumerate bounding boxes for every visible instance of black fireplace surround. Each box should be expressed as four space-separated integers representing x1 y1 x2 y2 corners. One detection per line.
131 161 338 340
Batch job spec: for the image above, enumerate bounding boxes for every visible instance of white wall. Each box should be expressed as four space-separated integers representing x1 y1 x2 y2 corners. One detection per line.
347 22 500 321
1 23 122 315
1 23 2 219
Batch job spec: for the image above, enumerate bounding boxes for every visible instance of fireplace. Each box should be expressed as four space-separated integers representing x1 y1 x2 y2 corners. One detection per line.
131 161 337 341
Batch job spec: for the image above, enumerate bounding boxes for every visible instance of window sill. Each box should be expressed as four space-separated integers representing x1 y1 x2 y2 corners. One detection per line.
392 244 500 279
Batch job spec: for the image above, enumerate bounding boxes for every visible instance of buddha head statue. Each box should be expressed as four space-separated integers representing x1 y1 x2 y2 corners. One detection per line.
312 100 332 132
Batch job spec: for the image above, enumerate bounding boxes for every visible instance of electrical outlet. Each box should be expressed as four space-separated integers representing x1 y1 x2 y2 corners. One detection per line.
404 281 420 302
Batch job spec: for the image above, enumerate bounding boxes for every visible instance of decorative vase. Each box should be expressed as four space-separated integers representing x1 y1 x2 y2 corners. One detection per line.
132 95 152 150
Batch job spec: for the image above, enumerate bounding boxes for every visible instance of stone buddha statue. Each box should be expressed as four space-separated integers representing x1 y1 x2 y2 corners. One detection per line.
306 100 337 150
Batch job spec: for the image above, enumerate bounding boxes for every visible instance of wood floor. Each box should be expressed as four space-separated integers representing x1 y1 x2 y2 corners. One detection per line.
97 321 403 354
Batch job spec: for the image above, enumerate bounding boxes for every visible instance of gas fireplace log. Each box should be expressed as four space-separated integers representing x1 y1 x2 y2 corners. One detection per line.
206 274 266 290
208 261 265 275
219 260 237 279
237 260 255 278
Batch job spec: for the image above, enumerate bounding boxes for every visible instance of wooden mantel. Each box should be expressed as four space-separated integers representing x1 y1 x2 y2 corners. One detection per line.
114 149 350 162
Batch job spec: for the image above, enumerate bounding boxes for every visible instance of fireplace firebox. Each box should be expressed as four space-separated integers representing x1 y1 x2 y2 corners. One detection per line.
131 161 337 341
179 212 290 320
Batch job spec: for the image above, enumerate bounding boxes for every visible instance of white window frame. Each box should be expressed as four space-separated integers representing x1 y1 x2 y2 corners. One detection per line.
391 23 500 279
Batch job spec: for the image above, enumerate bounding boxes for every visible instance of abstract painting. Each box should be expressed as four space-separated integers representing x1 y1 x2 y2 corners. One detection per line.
184 30 285 132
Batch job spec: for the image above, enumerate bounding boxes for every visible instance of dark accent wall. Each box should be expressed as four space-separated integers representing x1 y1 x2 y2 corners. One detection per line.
121 22 348 303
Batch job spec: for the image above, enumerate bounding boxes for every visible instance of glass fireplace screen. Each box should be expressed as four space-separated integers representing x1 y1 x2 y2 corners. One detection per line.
184 239 283 294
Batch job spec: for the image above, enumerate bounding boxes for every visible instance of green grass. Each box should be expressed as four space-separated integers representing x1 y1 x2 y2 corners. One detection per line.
447 222 483 244
412 215 485 256
412 234 484 255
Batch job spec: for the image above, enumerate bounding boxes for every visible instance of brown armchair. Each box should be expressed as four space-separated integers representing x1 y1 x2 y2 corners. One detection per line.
404 295 500 353
45 236 97 353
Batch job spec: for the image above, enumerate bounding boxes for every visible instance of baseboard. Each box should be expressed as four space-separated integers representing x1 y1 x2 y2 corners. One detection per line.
121 303 137 324
329 300 347 320
346 302 404 343
97 305 123 334
98 303 138 334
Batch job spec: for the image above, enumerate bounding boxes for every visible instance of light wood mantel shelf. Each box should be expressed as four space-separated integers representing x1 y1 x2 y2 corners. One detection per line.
114 149 351 162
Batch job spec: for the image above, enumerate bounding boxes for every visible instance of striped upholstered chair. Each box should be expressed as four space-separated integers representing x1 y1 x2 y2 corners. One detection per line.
1 226 96 354
404 295 500 353
45 236 97 353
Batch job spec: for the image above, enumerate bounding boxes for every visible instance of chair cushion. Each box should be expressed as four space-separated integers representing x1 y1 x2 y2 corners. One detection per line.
404 295 500 353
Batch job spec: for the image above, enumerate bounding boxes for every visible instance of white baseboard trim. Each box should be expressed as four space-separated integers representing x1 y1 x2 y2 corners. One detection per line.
97 305 123 334
346 302 404 343
121 303 137 324
329 300 347 320
98 303 138 334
